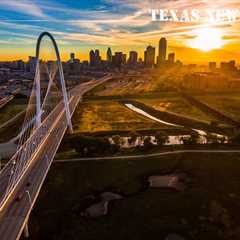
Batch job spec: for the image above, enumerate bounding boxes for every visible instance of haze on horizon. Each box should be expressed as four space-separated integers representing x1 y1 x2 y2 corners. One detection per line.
0 0 240 64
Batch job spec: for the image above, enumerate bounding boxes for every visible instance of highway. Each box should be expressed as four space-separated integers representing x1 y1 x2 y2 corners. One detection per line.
0 74 112 240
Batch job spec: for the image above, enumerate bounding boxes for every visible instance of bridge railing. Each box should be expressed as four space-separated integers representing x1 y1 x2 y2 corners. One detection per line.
0 97 69 211
0 74 112 212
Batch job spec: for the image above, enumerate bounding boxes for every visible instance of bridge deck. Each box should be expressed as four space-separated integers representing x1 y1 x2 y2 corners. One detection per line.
0 75 112 240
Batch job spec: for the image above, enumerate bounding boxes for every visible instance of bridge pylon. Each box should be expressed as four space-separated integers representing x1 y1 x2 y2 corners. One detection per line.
34 31 73 133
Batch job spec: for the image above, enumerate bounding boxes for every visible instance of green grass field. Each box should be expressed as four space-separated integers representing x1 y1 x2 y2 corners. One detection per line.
138 94 215 123
72 100 171 133
30 152 240 240
0 98 26 125
73 94 220 135
194 92 240 121
0 98 26 142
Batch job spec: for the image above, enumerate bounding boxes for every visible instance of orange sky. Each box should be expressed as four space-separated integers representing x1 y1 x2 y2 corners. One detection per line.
0 0 240 64
1 40 239 66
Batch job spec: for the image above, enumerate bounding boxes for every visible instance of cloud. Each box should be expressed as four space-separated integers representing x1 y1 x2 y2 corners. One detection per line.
1 0 240 61
0 20 47 32
0 0 48 18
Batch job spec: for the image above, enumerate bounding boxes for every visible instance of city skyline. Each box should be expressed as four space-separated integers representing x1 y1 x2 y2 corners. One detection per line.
1 37 239 69
1 25 240 240
0 0 240 64
2 35 238 75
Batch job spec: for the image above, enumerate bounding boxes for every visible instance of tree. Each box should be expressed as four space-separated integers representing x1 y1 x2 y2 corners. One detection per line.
112 135 121 146
155 131 169 146
128 131 139 146
143 136 154 150
181 133 200 145
206 133 219 144
230 133 240 144
70 135 113 156
218 136 227 144
210 121 219 128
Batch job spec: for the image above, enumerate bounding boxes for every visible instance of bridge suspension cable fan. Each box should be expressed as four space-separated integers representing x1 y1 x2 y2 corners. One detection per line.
0 32 73 211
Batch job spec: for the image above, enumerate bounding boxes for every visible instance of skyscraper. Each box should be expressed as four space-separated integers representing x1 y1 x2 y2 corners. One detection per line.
122 54 127 65
89 50 95 66
220 60 237 73
113 52 123 68
144 45 155 67
168 53 175 64
95 49 101 65
89 49 102 66
158 37 167 64
107 47 112 63
70 53 75 63
128 51 138 65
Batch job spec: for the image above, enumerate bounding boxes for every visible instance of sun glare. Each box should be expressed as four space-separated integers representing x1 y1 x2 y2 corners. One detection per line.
188 28 224 52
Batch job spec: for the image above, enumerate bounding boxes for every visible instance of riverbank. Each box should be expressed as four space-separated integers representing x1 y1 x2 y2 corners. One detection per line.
121 100 233 136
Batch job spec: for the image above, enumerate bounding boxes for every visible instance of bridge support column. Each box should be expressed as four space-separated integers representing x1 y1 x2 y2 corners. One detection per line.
35 60 41 128
24 221 30 238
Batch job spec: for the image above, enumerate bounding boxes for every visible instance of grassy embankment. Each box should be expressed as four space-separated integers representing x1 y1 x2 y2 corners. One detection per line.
75 93 221 134
0 97 26 142
194 92 240 122
29 152 240 240
72 100 171 133
0 98 26 125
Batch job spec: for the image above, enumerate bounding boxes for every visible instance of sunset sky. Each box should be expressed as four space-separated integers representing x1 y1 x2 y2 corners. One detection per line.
0 0 240 64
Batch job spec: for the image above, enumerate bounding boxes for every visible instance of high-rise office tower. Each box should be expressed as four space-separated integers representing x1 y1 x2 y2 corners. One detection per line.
168 53 175 64
114 52 123 67
144 45 155 67
95 49 101 65
89 49 102 66
70 53 75 63
128 51 138 65
107 47 112 63
89 50 95 66
122 54 127 65
158 37 167 64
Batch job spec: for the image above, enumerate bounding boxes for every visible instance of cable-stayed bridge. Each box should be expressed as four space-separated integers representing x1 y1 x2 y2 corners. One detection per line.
0 32 112 240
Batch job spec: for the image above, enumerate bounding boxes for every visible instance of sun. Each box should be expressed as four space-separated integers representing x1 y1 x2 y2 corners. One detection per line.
188 28 224 52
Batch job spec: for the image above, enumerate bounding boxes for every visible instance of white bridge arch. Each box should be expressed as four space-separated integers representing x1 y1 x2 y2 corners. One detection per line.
34 32 73 132
0 31 112 240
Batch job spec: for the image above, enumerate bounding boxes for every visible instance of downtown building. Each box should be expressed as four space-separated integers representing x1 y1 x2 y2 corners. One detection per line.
112 52 126 68
28 56 37 74
157 37 167 65
128 51 138 65
167 53 175 65
89 49 101 66
106 47 112 63
144 45 155 67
